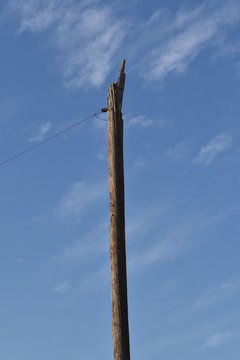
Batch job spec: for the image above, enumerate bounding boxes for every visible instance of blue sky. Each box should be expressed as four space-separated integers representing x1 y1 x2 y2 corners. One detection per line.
0 0 240 359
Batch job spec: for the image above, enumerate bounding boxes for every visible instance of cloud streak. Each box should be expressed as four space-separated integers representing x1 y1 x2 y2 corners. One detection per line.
28 122 51 143
55 221 108 263
11 0 63 33
11 0 125 88
142 1 240 82
195 281 240 309
58 180 107 219
53 280 71 293
193 133 233 166
125 115 153 129
203 332 236 349
9 1 240 87
163 141 188 160
128 206 232 273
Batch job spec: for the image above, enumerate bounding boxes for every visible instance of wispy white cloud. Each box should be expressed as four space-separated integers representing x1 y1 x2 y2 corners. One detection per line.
164 141 188 160
124 113 165 130
57 180 107 218
55 221 108 263
142 1 240 82
96 153 106 162
146 326 240 356
126 201 173 244
53 280 71 293
28 121 51 143
125 115 153 129
131 157 146 171
195 281 240 309
9 1 240 88
10 0 63 33
57 5 125 88
203 332 235 348
128 206 232 272
78 263 110 293
10 0 125 88
136 214 201 267
193 133 233 166
164 277 240 331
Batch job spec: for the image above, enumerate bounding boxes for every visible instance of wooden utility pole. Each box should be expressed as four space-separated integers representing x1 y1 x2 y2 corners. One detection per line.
107 59 130 360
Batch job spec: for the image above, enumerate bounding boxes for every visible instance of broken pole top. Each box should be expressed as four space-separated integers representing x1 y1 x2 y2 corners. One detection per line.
114 59 126 113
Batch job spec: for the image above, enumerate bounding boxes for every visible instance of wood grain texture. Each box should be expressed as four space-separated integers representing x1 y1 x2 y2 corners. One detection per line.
107 60 130 360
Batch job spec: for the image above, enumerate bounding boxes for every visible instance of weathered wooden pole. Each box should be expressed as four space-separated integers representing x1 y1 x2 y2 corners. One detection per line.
107 59 130 360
